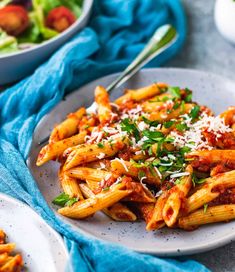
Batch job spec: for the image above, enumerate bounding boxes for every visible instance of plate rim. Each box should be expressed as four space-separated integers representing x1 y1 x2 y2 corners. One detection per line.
29 67 235 256
0 192 69 260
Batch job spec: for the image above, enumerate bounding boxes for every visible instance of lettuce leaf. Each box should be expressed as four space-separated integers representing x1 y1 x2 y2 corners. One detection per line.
0 30 18 54
32 0 58 39
0 0 12 8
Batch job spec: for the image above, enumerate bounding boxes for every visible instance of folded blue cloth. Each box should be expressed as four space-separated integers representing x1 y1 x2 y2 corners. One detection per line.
0 0 210 271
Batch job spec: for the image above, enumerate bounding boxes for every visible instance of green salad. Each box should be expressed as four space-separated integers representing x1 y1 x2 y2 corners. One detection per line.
0 0 83 54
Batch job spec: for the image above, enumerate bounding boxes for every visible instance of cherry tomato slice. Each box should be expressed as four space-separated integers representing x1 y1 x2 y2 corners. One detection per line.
46 6 76 33
0 5 29 36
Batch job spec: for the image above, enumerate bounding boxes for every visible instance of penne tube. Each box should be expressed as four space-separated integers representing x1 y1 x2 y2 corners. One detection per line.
110 159 161 186
148 103 194 122
162 165 193 227
66 167 117 182
186 170 235 213
59 170 84 200
142 101 164 112
85 179 101 192
146 191 169 231
63 139 126 170
135 203 155 224
0 253 8 265
115 83 164 104
36 131 86 166
187 150 235 170
0 230 5 244
95 86 112 124
179 204 235 230
79 184 137 221
220 106 235 126
123 182 156 203
49 107 86 143
0 244 15 254
0 254 23 271
58 183 132 219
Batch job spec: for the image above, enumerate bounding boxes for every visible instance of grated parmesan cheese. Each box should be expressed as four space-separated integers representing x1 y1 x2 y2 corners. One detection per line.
96 153 106 159
111 158 129 172
170 172 190 179
171 113 232 151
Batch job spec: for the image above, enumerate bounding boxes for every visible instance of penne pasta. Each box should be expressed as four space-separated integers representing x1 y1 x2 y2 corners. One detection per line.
146 191 169 231
36 131 86 166
79 184 137 221
58 183 132 219
186 170 235 213
110 159 161 186
59 170 84 200
187 150 235 170
49 107 86 143
115 83 164 104
134 203 155 224
95 86 112 124
179 204 235 230
66 167 117 182
162 165 193 227
148 103 195 122
63 139 126 170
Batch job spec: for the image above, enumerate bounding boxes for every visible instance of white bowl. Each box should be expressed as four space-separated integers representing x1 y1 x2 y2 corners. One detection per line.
0 0 93 85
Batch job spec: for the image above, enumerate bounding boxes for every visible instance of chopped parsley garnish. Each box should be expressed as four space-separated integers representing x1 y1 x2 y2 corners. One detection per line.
141 116 159 127
189 105 200 120
103 187 110 191
97 142 104 148
184 88 192 102
173 101 181 110
138 170 146 181
168 86 181 98
52 193 79 207
179 146 191 155
120 118 140 141
203 204 208 214
142 130 164 141
163 120 174 128
192 173 206 187
176 123 188 132
174 178 183 185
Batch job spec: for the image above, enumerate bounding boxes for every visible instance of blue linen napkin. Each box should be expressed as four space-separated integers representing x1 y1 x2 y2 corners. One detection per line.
0 0 210 271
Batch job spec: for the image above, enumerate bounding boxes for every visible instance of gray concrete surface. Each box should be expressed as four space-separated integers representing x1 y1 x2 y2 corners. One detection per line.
167 1 235 271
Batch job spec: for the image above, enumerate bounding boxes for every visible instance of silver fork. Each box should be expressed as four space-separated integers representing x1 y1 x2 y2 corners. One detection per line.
38 24 177 145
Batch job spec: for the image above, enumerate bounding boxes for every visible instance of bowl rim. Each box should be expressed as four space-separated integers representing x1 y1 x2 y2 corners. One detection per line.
0 0 93 60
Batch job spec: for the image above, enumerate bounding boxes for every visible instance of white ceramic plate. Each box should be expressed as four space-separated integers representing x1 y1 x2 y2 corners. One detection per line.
27 68 235 256
0 193 68 271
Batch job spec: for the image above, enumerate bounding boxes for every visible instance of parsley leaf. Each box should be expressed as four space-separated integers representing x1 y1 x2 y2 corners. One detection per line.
52 193 79 207
184 88 192 102
176 123 188 132
97 142 104 148
203 204 208 214
138 170 146 181
192 173 206 187
168 86 181 98
141 116 159 127
163 120 174 128
142 130 164 141
120 118 140 141
189 105 200 120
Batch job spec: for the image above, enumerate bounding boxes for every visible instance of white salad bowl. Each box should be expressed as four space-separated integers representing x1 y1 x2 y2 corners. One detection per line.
0 0 93 85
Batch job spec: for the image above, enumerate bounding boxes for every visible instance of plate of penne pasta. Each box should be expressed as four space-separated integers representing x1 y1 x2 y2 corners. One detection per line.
28 68 235 256
0 193 68 271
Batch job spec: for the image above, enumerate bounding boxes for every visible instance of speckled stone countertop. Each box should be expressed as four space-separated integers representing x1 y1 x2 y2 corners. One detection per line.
167 1 235 271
